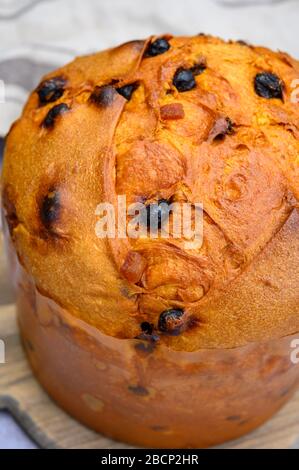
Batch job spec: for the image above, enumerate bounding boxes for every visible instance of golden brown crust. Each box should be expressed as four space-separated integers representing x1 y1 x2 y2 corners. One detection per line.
2 35 299 350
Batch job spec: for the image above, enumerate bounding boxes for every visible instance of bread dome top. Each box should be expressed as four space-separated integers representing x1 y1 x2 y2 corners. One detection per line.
2 35 299 350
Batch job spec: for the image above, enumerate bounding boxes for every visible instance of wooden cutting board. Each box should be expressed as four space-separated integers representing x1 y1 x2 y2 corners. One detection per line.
1 234 299 449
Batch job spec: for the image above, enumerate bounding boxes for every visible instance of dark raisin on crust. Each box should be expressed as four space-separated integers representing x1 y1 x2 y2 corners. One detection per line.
116 83 139 100
144 37 170 57
37 77 66 106
42 103 70 128
89 85 118 107
40 190 60 228
254 72 283 99
135 322 159 354
190 60 207 77
140 321 154 335
128 385 149 396
225 117 234 134
145 198 170 230
158 309 185 335
173 68 196 92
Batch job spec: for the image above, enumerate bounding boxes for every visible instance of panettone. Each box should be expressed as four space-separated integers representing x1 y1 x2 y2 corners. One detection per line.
1 35 299 448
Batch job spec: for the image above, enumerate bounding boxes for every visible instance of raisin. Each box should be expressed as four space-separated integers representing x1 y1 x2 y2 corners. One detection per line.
158 309 185 335
254 72 283 99
144 38 170 57
37 77 66 105
173 68 196 92
116 83 138 100
226 117 234 133
89 85 117 107
145 199 170 230
42 103 69 128
40 190 60 228
140 322 154 335
128 385 149 396
190 60 206 76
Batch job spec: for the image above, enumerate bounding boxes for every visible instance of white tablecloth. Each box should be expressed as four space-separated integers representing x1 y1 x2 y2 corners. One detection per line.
0 0 297 449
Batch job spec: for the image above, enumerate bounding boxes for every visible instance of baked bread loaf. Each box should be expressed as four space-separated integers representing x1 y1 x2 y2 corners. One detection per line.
2 34 299 449
2 34 299 352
